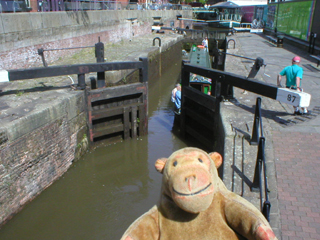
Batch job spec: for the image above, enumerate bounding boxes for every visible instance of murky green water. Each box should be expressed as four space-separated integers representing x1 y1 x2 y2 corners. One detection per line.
0 62 193 240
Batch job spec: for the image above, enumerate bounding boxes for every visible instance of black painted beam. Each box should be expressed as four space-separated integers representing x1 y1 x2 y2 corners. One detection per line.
183 64 278 100
7 61 144 81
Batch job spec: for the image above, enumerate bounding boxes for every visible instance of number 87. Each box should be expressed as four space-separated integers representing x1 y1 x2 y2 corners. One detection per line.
287 94 296 103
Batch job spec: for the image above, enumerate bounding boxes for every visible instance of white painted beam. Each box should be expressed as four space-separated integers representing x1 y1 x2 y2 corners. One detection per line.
276 88 311 108
0 70 9 82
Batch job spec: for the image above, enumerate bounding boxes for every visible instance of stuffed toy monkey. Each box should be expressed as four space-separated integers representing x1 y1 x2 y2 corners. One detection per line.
121 147 278 240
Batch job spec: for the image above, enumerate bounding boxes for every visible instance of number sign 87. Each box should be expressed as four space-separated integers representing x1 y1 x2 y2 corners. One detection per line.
287 94 296 103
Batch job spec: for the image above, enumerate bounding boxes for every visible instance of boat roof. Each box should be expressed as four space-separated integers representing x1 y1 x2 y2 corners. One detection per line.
190 80 212 84
209 1 240 9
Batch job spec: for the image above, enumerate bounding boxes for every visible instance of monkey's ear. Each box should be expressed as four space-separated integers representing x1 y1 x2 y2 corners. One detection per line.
155 158 167 173
209 152 223 169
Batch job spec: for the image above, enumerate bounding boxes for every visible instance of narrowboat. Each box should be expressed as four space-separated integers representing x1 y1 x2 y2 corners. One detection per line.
193 1 242 28
189 44 212 95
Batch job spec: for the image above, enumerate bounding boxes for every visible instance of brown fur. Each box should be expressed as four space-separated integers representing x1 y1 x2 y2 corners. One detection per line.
121 147 278 240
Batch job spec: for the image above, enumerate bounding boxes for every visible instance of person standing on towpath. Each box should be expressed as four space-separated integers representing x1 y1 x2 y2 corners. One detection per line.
277 56 310 115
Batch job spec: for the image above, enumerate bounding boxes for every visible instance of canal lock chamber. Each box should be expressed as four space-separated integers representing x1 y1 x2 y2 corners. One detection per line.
0 36 229 239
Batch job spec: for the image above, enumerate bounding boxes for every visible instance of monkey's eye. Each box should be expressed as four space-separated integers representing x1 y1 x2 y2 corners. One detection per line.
173 161 178 167
198 158 203 163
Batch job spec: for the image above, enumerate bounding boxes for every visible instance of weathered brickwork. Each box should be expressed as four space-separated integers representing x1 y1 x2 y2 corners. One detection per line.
0 88 87 225
0 113 86 224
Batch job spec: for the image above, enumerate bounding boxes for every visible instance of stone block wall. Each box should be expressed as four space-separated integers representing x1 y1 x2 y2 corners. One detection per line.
0 10 192 70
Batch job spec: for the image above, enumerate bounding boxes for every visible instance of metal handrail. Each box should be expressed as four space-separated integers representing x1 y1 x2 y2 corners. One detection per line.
250 97 263 145
250 97 270 222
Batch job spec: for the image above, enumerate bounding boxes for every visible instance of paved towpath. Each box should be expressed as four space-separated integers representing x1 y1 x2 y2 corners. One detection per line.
225 32 320 240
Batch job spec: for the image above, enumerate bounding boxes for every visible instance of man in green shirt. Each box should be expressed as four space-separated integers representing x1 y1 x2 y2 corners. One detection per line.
277 56 309 115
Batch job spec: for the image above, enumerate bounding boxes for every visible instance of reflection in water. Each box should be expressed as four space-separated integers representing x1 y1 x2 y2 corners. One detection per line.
0 62 189 240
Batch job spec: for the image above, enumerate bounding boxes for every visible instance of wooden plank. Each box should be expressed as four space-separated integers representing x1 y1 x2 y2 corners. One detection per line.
123 107 130 140
183 86 216 110
131 106 138 138
185 125 214 150
138 104 147 135
92 107 123 120
89 83 146 102
180 63 190 138
91 103 144 121
139 58 148 83
93 119 123 131
185 107 215 128
8 61 144 81
141 82 148 135
92 123 124 138
122 96 141 107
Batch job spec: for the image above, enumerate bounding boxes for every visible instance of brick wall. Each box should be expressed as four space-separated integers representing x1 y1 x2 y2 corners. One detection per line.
0 93 87 225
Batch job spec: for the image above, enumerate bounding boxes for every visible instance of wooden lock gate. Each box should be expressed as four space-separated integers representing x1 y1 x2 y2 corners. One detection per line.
86 58 148 144
86 83 148 143
2 55 149 144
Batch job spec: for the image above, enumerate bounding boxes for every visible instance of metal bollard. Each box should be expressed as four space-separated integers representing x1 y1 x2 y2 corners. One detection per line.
277 34 284 48
37 48 48 67
95 38 105 88
247 57 264 79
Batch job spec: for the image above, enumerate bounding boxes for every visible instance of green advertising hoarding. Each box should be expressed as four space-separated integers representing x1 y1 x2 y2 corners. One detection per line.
266 4 277 29
268 1 314 41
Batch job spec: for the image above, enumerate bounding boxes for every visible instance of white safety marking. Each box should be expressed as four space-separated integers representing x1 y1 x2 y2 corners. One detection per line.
276 88 311 108
250 29 264 33
0 70 9 82
152 26 161 30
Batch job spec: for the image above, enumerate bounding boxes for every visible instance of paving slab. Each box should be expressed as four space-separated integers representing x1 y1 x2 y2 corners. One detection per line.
224 32 320 240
